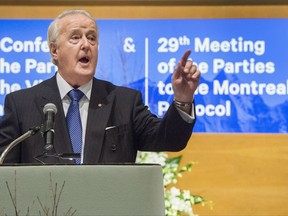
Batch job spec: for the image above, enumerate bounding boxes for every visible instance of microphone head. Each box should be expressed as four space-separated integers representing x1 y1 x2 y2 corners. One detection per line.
43 103 57 114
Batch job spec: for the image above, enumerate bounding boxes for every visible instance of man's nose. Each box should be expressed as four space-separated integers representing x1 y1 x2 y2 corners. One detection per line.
81 37 89 50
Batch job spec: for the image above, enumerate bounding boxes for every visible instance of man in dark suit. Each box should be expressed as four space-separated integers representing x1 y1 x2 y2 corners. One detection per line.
0 9 200 165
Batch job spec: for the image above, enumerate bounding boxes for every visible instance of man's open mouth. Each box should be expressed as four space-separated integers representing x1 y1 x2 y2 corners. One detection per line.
79 57 89 63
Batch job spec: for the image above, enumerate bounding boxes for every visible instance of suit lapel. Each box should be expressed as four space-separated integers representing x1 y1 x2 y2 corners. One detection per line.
83 79 114 164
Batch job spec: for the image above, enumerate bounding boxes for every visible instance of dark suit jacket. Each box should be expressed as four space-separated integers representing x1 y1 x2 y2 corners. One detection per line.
0 75 195 164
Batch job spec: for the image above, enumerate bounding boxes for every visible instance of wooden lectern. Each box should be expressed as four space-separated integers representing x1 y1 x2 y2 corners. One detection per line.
0 164 165 215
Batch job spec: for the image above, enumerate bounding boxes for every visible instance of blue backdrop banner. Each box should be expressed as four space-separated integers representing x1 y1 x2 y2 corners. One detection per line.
0 19 287 133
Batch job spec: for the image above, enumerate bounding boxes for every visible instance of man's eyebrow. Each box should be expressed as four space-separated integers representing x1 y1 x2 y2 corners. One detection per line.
87 29 97 34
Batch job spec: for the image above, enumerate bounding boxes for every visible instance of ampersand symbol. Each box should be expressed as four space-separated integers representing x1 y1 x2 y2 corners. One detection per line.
123 37 136 53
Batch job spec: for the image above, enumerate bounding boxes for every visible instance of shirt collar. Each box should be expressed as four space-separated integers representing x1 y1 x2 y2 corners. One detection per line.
56 73 92 100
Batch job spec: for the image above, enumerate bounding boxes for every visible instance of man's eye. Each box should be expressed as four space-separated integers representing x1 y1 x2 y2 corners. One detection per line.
88 35 96 42
71 35 81 40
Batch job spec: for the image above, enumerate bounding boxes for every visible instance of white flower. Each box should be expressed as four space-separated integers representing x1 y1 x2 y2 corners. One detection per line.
170 187 181 197
183 190 191 200
136 152 167 166
163 173 174 186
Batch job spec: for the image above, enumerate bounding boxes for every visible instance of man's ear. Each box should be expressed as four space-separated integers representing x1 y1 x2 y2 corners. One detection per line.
49 42 58 61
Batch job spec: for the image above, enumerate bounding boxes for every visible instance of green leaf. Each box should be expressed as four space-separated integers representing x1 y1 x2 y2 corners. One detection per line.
166 155 182 165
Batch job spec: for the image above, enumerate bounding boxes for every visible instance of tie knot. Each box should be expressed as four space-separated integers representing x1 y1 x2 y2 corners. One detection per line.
68 89 84 102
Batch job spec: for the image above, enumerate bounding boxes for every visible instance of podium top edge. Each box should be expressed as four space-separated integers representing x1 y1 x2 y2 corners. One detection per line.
0 163 162 167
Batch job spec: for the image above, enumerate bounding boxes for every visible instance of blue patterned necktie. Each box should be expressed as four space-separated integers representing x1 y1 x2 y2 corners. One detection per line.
66 89 84 164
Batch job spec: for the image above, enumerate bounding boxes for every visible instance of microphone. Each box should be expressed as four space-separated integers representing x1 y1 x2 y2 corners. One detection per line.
42 103 57 151
0 126 41 165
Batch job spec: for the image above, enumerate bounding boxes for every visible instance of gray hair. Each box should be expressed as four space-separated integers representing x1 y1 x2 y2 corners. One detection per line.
47 9 98 65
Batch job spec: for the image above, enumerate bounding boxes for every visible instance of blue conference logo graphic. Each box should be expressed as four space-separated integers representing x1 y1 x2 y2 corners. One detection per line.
0 19 287 133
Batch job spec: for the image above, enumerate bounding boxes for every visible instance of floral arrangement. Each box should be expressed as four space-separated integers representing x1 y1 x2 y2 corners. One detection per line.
136 152 212 216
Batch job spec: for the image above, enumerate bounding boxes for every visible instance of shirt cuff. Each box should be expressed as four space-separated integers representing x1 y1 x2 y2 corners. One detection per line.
175 103 195 123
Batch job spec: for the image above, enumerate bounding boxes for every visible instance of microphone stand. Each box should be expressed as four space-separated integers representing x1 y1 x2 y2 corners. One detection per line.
0 126 41 165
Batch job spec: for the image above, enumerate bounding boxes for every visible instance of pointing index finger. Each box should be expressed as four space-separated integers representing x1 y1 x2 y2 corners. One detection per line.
180 50 192 67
